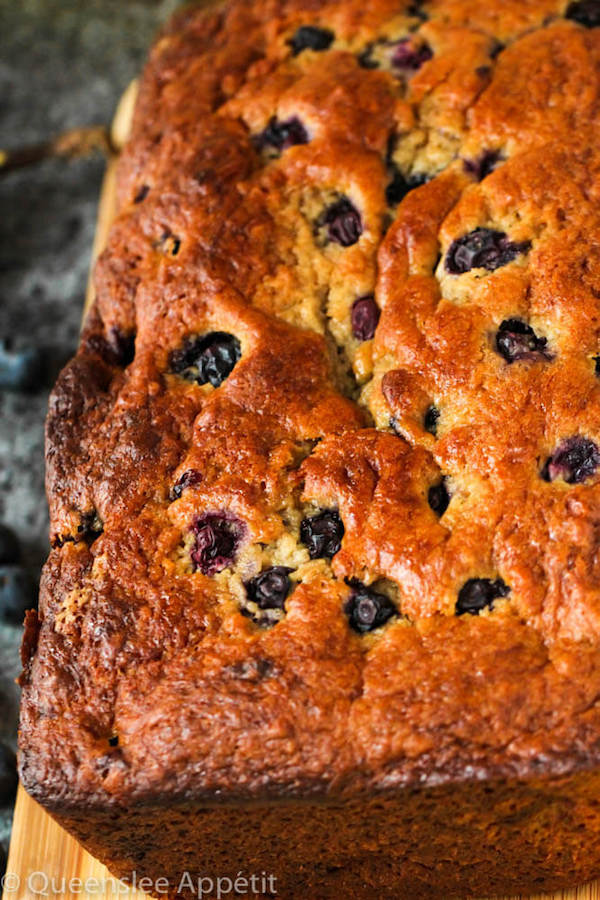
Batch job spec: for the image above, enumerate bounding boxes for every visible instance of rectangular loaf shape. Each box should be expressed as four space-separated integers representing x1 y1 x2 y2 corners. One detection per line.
18 0 600 896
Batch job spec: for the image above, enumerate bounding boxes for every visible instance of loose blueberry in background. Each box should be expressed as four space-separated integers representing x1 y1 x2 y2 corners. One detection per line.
345 581 397 633
191 512 246 575
254 116 309 153
463 150 503 182
424 404 440 436
495 318 551 364
428 478 450 516
243 566 293 625
170 469 203 500
391 39 433 71
320 198 363 247
385 168 428 206
0 524 20 566
0 743 17 806
566 0 600 27
456 577 509 615
445 228 531 274
288 25 334 55
542 436 600 484
170 332 241 388
0 566 36 624
0 339 44 392
300 509 344 559
351 295 380 341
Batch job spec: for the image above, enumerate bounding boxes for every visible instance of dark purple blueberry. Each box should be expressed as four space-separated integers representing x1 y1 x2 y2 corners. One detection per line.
495 319 552 364
109 328 136 367
566 0 600 27
108 735 119 748
288 25 334 55
0 742 17 805
254 117 309 153
170 332 241 388
0 565 36 624
542 437 600 485
134 184 150 203
351 296 380 341
428 478 450 516
463 150 503 182
0 524 20 566
456 577 509 616
391 38 433 71
385 168 428 206
345 581 397 633
593 355 600 376
191 512 246 575
300 509 344 559
242 566 293 625
170 469 203 500
78 511 103 545
445 228 531 274
0 339 44 392
424 404 439 436
407 1 429 21
321 198 363 247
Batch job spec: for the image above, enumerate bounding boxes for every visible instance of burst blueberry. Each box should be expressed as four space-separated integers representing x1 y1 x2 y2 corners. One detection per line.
170 332 241 388
391 38 433 71
289 25 334 55
345 581 397 633
321 198 363 247
456 578 509 616
496 319 551 364
463 150 502 182
428 478 450 516
445 228 530 274
300 510 344 559
542 437 600 484
566 0 600 27
254 117 309 153
351 296 380 341
191 512 246 575
170 469 203 500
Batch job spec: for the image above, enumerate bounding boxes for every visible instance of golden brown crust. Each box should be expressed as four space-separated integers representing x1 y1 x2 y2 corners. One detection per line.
18 0 600 894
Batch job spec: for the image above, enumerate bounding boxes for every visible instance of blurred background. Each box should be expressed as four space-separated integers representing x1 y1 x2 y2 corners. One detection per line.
0 0 180 865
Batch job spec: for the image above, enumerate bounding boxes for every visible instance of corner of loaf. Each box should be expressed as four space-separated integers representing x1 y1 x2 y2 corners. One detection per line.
18 0 600 895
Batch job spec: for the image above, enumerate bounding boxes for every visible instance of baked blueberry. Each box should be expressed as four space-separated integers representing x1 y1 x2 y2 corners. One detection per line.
300 509 344 559
594 355 600 376
109 328 136 367
391 38 433 71
456 577 509 615
385 168 428 206
170 469 203 500
351 295 380 341
0 565 36 624
407 0 429 21
191 512 246 576
170 332 241 387
424 404 440 436
321 198 363 247
254 116 309 153
345 581 397 633
0 742 17 805
78 511 103 545
243 566 293 625
495 319 551 364
289 25 334 55
428 478 450 516
134 184 150 203
0 524 20 566
445 228 530 274
566 0 600 27
0 340 44 392
542 437 600 484
463 150 502 181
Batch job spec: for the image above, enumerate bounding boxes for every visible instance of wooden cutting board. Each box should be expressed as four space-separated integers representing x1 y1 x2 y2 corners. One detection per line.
3 80 599 900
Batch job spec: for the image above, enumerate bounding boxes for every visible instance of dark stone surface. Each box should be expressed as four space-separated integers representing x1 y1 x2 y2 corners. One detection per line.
0 0 180 852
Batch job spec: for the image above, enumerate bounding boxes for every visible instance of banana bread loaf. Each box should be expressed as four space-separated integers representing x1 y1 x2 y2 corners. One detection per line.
18 0 600 896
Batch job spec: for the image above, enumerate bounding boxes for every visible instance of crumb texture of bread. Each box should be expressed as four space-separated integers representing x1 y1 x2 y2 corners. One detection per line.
18 0 600 896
